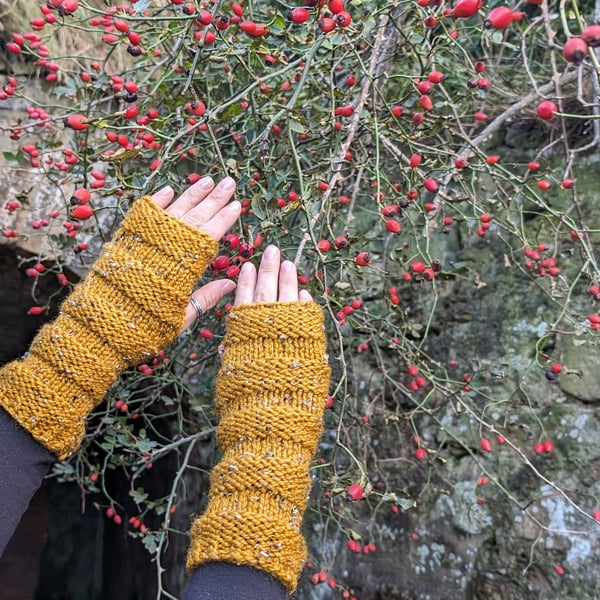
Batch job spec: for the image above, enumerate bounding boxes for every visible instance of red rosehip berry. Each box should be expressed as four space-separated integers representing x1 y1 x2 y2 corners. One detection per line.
563 37 589 64
71 205 94 220
355 251 371 267
335 236 349 249
346 483 364 501
386 219 401 233
453 0 483 18
484 6 514 29
582 24 600 48
65 114 89 131
536 100 558 120
289 7 310 23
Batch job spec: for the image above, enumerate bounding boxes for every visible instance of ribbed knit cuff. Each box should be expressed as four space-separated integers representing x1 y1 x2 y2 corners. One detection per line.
186 302 331 594
0 196 217 459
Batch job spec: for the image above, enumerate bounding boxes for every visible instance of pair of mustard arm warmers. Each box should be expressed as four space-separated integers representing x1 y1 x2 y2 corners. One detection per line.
0 196 331 594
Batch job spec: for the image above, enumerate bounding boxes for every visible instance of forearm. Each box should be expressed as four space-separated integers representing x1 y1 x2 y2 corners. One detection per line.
0 407 54 557
0 196 217 459
186 301 331 594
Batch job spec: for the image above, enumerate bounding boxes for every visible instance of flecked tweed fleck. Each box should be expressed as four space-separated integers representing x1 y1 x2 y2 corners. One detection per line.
0 196 217 459
186 301 331 594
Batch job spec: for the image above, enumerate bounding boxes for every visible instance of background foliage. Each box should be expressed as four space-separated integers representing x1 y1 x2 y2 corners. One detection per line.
2 0 600 597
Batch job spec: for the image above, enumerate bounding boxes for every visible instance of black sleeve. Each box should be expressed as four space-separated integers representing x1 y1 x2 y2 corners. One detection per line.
183 562 287 600
0 406 288 599
0 407 54 557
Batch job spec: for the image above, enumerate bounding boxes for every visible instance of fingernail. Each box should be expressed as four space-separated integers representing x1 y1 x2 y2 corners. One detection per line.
227 200 242 214
281 260 294 273
199 176 214 189
264 245 279 260
240 261 254 274
222 280 236 293
221 177 236 191
153 185 173 200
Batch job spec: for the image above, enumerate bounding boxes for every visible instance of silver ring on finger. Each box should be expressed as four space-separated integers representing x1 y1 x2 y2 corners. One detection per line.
189 296 204 320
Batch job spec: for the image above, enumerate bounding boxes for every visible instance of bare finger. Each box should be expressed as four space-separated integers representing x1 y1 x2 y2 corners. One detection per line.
181 177 236 229
254 245 280 303
198 201 241 241
234 261 257 306
150 185 175 208
278 260 298 302
166 176 215 219
182 279 236 331
299 289 313 303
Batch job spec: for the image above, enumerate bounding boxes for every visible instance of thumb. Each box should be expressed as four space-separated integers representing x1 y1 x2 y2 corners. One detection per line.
183 279 237 331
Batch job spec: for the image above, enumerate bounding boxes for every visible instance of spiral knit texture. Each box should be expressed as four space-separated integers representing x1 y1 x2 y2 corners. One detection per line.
0 196 217 459
186 301 331 594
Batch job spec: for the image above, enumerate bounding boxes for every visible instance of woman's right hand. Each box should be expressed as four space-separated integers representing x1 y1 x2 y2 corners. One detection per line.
234 245 312 305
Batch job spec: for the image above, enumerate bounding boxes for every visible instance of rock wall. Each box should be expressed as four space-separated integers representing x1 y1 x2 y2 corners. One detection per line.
293 153 600 600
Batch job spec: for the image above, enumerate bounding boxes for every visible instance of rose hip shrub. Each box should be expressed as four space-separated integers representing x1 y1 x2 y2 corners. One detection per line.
2 0 600 596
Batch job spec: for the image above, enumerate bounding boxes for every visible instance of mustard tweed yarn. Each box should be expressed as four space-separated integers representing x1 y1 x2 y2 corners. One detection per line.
186 301 331 594
0 196 217 459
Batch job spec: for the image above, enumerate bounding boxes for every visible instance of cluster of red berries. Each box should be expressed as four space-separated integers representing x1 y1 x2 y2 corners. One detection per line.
177 0 270 43
379 203 402 234
407 364 427 392
587 313 600 330
88 5 144 50
347 539 376 554
207 232 263 280
128 516 149 533
466 59 490 92
306 564 358 599
417 0 523 32
335 298 362 325
533 439 555 454
5 196 85 248
289 0 353 33
563 25 600 64
105 506 122 525
137 349 170 376
402 259 441 282
309 570 336 588
317 234 351 254
0 76 20 102
524 245 561 278
475 212 493 238
479 433 508 452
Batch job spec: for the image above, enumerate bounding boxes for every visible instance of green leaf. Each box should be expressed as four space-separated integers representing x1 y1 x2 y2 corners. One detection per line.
288 118 305 134
220 103 243 122
130 487 149 504
142 533 159 554
251 196 267 220
136 438 158 452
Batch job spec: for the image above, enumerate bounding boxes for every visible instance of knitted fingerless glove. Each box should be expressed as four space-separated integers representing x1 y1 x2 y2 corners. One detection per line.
186 301 331 594
0 196 217 459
